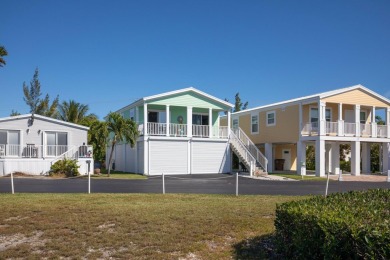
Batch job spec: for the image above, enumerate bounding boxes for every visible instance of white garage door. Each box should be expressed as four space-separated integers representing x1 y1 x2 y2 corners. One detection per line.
149 140 188 175
192 141 229 173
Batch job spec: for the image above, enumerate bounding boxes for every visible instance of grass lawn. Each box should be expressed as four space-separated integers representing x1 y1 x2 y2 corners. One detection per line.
269 172 329 181
0 194 305 259
88 169 147 180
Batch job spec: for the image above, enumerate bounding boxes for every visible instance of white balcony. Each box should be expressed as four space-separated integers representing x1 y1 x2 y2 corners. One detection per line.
0 144 93 159
139 123 228 139
301 121 389 138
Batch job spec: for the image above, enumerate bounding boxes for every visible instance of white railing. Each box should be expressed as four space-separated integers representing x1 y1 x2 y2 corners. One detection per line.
0 144 20 157
360 123 371 137
46 145 69 157
301 122 319 135
213 126 229 138
147 122 167 136
193 125 209 137
0 144 93 158
343 123 356 136
169 123 187 137
377 125 387 138
229 130 257 174
326 122 338 135
231 127 267 172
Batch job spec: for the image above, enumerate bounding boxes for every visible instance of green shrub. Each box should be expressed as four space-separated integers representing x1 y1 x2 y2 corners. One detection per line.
274 189 390 259
50 158 80 177
340 160 351 172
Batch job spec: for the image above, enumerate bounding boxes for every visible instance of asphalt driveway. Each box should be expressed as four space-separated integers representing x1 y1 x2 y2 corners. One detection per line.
0 174 389 195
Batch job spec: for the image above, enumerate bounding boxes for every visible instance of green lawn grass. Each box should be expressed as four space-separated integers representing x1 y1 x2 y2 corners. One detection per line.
0 194 304 259
269 172 328 181
89 169 147 179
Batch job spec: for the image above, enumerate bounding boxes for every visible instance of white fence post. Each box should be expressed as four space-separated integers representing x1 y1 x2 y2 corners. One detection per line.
162 173 165 194
11 171 14 194
338 170 343 181
236 172 238 196
387 170 390 183
325 171 330 197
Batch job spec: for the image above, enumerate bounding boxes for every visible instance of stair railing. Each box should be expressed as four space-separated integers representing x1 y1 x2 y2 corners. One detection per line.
231 127 268 172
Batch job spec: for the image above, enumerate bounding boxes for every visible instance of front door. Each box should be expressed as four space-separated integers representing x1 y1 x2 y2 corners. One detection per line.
282 149 291 171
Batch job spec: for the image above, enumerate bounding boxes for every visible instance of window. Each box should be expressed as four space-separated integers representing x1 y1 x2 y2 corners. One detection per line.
46 132 68 156
266 111 276 126
232 118 239 129
0 130 20 156
310 107 331 125
148 111 166 123
251 114 259 134
360 111 366 124
192 114 209 125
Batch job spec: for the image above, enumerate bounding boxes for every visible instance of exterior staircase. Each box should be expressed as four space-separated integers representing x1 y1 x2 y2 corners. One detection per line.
229 127 268 176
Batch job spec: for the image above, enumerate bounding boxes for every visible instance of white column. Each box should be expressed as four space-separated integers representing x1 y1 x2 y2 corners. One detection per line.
386 108 390 138
351 141 361 176
371 106 377 138
318 101 326 135
325 144 331 174
355 105 360 136
362 143 371 174
315 139 325 177
299 103 303 135
209 108 213 138
338 103 344 136
331 142 340 175
187 106 192 137
265 143 273 173
166 105 170 137
143 103 148 136
297 141 306 175
227 111 231 136
382 143 389 174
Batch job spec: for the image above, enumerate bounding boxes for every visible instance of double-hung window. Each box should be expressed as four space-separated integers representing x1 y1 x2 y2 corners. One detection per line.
46 132 68 156
360 111 366 124
310 107 331 126
266 111 276 126
232 118 239 129
251 114 259 134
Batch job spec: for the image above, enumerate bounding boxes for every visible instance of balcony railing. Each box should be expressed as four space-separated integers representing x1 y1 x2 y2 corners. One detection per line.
139 123 228 139
0 144 93 159
301 121 389 138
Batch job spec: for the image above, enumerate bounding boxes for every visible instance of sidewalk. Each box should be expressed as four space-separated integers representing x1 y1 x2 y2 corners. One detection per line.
328 174 389 182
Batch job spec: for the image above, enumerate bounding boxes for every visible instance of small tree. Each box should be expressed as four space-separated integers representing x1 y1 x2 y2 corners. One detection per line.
0 46 8 67
234 92 248 112
58 99 97 124
10 110 21 116
106 112 139 177
23 68 59 118
84 119 108 163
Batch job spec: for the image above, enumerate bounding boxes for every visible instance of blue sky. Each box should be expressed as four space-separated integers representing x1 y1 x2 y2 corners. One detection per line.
1 0 390 119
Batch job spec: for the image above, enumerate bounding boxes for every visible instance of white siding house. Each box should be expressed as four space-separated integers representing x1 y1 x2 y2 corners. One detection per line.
107 87 235 175
0 114 93 176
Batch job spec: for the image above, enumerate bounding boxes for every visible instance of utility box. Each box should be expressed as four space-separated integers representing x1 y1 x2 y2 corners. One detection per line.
275 159 285 171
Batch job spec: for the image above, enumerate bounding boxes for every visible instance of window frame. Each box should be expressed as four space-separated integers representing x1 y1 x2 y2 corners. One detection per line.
232 118 239 129
266 111 276 126
360 110 367 124
251 113 259 134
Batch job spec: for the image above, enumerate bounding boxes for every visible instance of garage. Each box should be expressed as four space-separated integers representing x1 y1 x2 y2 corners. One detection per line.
149 140 188 175
191 140 230 173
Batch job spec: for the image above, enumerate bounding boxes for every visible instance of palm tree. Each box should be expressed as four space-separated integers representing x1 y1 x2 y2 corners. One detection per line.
106 112 139 177
58 100 97 124
0 46 8 67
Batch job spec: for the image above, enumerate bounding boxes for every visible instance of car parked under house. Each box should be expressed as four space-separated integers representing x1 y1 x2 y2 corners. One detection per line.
0 114 93 176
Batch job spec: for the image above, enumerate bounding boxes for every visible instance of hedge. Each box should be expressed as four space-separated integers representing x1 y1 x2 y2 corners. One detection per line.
274 189 390 259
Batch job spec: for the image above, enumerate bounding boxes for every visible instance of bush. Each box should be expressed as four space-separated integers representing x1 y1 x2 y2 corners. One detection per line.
50 158 80 177
340 160 351 172
274 189 390 259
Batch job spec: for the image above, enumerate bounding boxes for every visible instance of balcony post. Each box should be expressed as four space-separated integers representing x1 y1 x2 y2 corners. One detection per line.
227 110 231 137
338 103 344 136
355 105 360 136
371 106 377 137
143 103 148 136
187 106 192 137
299 103 303 134
351 141 361 176
318 101 326 135
209 108 213 138
386 108 390 138
166 105 170 137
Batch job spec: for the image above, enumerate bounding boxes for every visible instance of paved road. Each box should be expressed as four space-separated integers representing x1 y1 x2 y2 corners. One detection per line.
0 174 389 195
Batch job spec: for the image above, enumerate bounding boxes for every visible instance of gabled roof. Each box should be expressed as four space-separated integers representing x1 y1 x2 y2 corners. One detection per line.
0 114 89 130
232 84 390 116
116 87 234 113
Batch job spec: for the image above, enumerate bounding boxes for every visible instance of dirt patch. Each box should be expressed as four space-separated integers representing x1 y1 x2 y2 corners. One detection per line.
0 231 46 252
179 252 201 260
